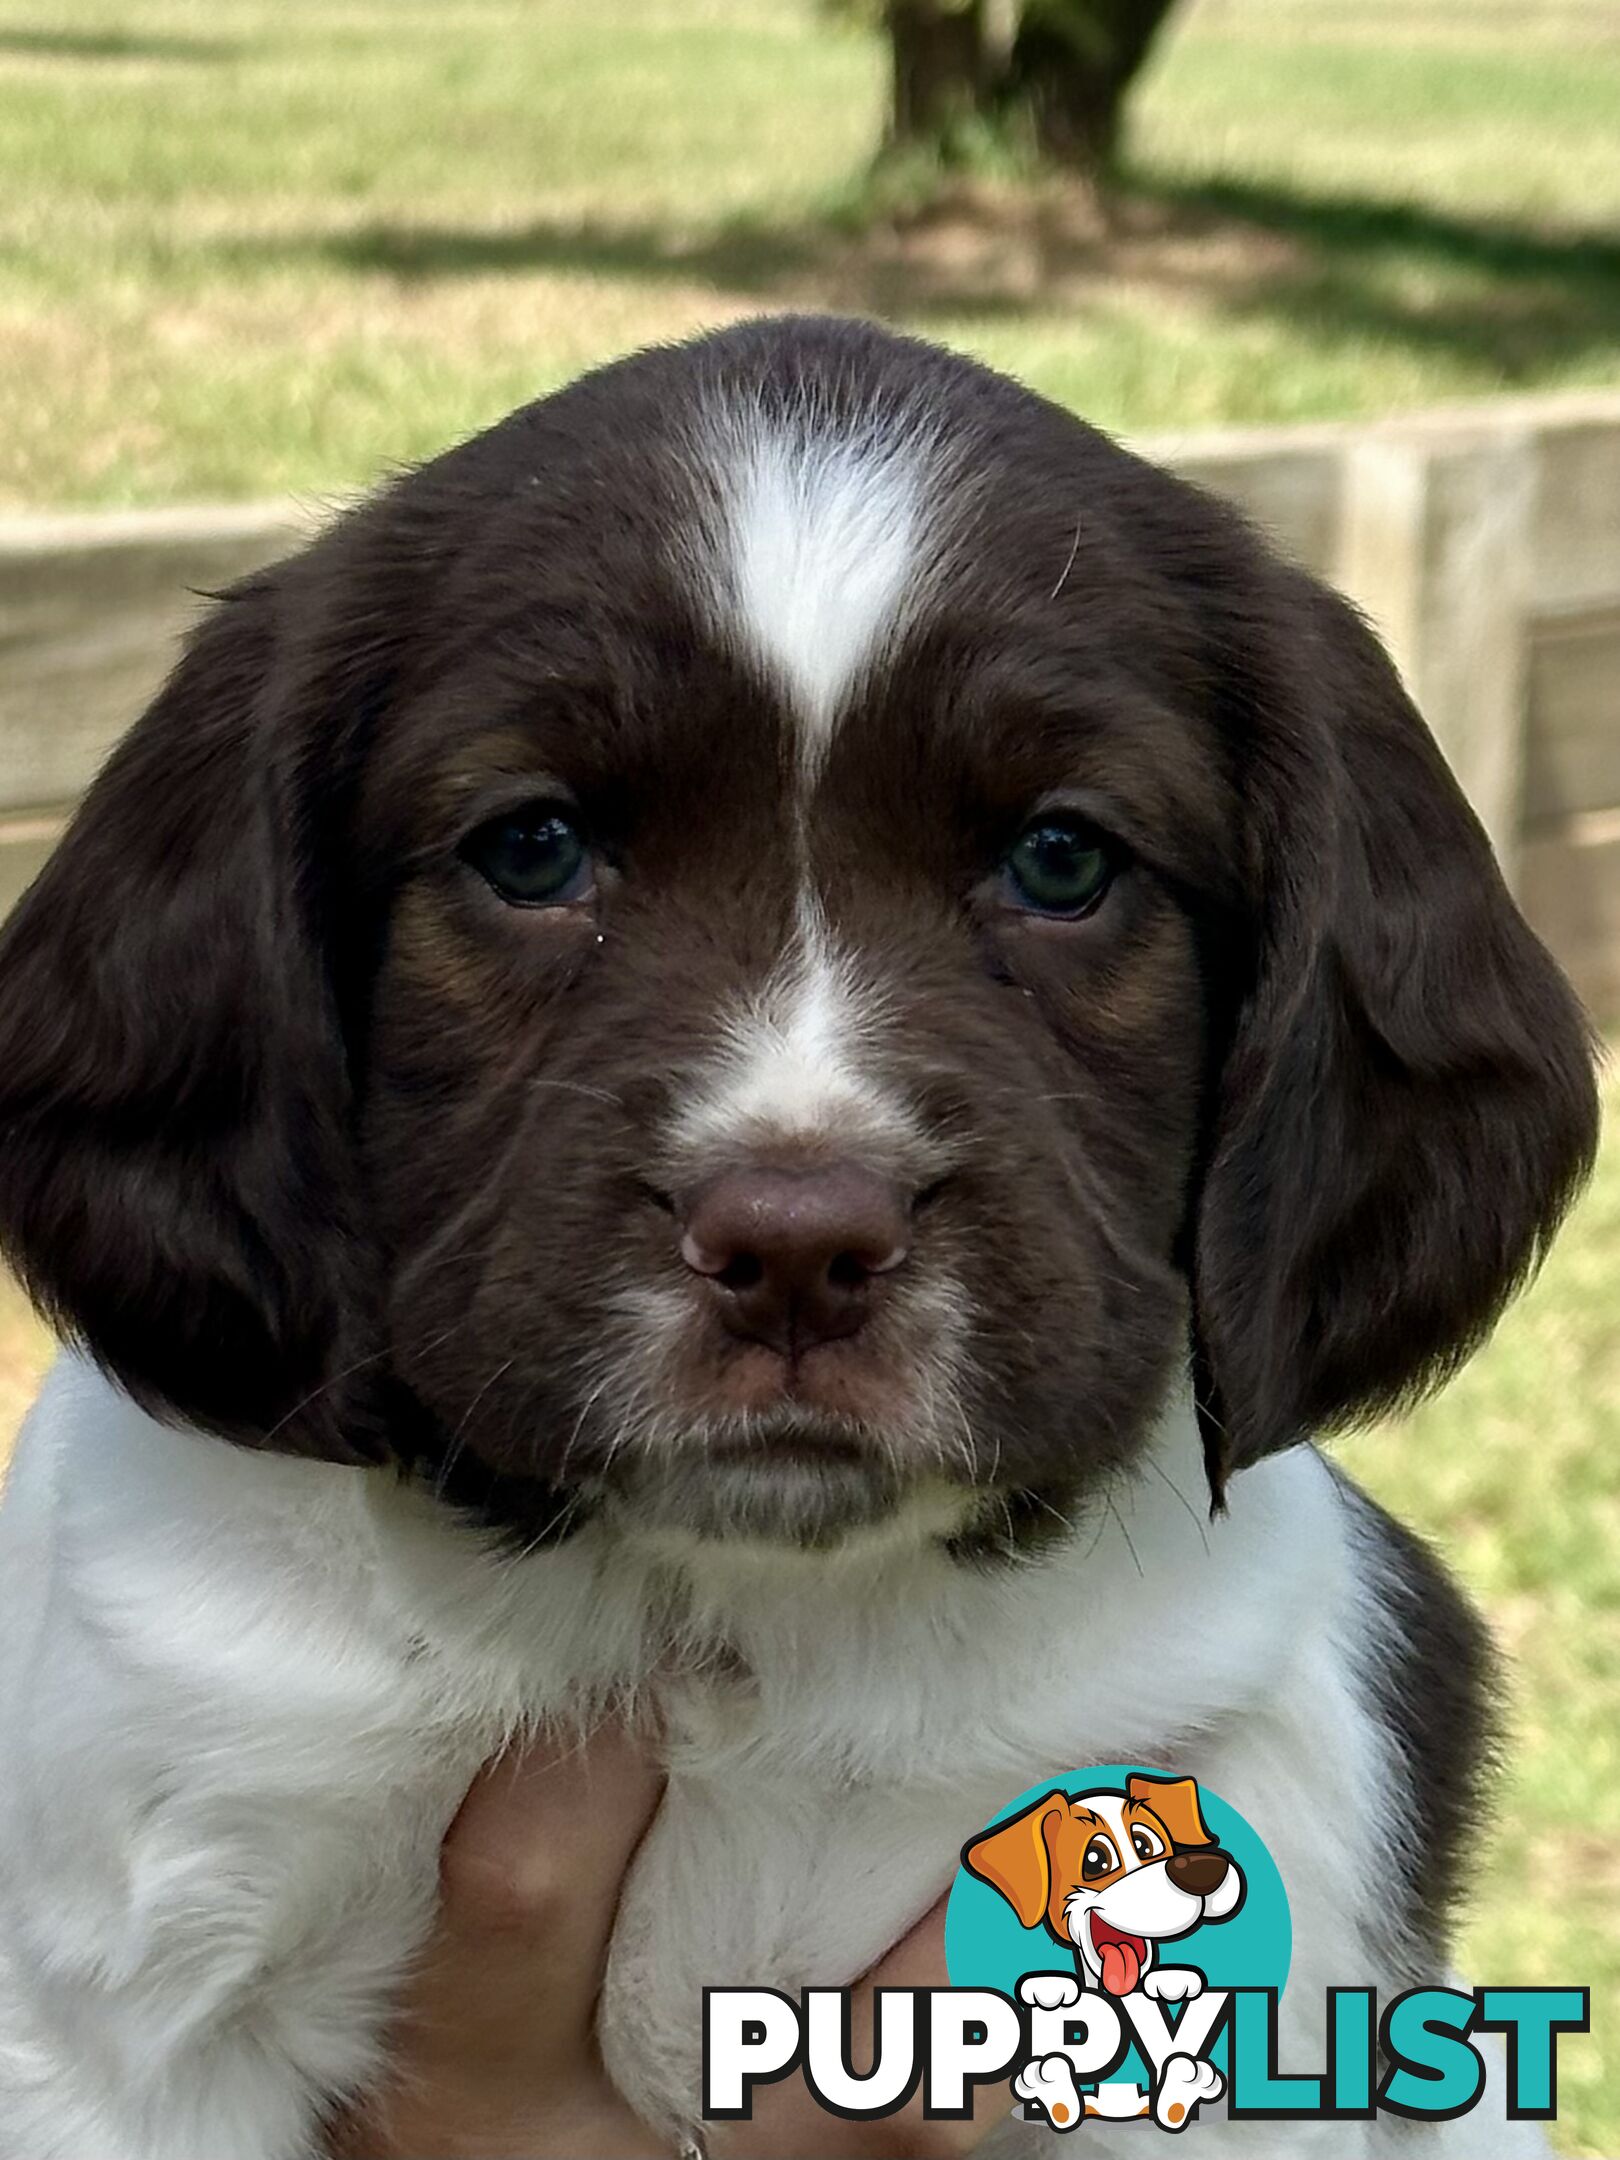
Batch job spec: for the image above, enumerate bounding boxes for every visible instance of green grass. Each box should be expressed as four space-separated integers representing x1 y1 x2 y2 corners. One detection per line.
1 1071 1616 2150
1336 1069 1620 2158
1 0 1620 503
0 1 1616 2142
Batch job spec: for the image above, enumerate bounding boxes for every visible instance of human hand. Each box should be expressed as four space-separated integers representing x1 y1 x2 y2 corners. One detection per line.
331 1728 1012 2158
329 1722 668 2158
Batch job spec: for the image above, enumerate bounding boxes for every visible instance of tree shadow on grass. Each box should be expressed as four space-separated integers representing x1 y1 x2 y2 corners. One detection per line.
244 169 1620 379
1138 172 1620 382
225 206 1024 321
320 213 827 292
0 27 236 63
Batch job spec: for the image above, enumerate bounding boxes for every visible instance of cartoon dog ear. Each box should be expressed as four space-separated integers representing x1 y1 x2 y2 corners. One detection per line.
1128 1774 1215 1852
0 559 393 1465
962 1792 1067 1928
1191 573 1599 1504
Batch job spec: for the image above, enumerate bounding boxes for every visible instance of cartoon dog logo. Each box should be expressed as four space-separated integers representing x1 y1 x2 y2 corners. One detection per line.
962 1773 1245 2131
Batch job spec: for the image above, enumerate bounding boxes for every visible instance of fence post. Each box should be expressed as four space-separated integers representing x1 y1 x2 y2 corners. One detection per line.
1336 425 1538 881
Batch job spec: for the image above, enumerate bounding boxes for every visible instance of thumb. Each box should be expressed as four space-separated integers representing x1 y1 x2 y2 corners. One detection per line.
436 1721 664 2021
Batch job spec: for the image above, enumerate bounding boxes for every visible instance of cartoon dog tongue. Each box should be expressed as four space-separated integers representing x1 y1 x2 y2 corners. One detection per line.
1094 1925 1144 1995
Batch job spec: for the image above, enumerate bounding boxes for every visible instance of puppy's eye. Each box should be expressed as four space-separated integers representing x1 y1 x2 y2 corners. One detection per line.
1082 1835 1119 1881
1003 817 1117 918
1131 1826 1165 1862
460 804 594 907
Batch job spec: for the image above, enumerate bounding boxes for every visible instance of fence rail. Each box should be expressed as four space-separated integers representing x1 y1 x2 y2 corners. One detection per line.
4 391 1619 1013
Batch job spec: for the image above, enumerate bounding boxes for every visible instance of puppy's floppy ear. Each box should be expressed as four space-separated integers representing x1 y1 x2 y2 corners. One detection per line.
1127 1774 1214 1852
962 1791 1066 1927
1192 576 1599 1504
0 568 388 1463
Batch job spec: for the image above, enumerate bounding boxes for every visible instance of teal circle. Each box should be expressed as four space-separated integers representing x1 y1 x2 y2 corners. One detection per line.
944 1765 1291 2084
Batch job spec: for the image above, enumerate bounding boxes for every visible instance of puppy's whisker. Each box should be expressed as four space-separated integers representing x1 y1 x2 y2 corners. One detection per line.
558 1369 620 1483
513 1490 586 1558
1104 1489 1146 1582
524 1077 625 1109
259 1325 462 1449
1144 1453 1211 1553
432 1356 516 1497
1030 1490 1080 1541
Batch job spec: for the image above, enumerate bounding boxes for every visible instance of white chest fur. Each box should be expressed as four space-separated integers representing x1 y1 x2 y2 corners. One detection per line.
0 1357 1526 2159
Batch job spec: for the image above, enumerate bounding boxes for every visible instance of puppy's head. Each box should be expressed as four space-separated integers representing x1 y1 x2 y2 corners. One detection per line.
0 319 1596 1550
964 1775 1244 1993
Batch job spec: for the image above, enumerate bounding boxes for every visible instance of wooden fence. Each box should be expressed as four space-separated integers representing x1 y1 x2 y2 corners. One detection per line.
4 389 1619 1013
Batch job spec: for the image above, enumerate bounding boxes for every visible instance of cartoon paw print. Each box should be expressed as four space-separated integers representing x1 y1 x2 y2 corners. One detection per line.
1014 2052 1085 2131
1154 2053 1224 2131
1018 1972 1082 2012
1140 1967 1204 2003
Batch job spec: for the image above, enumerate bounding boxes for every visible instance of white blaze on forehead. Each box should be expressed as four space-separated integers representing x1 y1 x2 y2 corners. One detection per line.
671 908 918 1161
705 404 933 766
676 400 951 1163
1081 1793 1134 1852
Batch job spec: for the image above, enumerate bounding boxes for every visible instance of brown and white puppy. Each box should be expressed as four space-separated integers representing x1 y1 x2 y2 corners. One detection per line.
967 1773 1245 1997
0 317 1596 2160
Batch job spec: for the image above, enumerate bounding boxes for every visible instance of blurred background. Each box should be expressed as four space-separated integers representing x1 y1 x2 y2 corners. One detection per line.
0 2 1615 2148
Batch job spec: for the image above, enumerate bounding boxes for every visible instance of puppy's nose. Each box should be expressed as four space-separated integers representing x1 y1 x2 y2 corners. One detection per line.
1166 1850 1230 1897
678 1165 910 1354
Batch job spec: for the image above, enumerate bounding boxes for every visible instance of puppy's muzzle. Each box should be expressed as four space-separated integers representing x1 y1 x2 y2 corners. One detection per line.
678 1163 911 1355
1165 1849 1233 1897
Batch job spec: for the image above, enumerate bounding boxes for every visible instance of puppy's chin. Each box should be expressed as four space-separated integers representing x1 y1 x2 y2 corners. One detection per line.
600 1420 971 1552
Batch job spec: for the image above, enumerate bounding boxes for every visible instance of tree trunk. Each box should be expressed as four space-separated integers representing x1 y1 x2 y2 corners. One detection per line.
1004 0 1179 175
886 1 991 156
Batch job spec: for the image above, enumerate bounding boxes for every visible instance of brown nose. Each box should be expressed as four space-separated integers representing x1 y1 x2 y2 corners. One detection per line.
678 1165 910 1355
1165 1850 1230 1897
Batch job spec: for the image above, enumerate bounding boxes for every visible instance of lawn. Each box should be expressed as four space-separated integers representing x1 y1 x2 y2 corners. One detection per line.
1 0 1619 504
1 1067 1616 2152
0 0 1616 2146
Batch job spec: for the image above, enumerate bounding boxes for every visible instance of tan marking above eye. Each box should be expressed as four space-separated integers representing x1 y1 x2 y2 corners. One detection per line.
1124 1801 1174 1862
